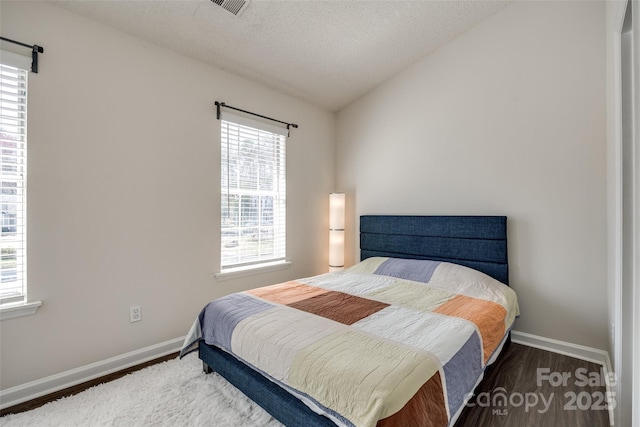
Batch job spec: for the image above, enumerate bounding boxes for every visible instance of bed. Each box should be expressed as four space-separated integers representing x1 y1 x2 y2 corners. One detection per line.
180 215 519 427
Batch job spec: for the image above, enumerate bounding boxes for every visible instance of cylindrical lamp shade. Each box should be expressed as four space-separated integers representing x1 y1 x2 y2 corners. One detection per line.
329 230 345 271
329 193 345 271
329 193 345 230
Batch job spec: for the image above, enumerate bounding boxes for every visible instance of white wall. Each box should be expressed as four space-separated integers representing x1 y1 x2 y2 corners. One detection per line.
0 1 335 390
337 1 608 349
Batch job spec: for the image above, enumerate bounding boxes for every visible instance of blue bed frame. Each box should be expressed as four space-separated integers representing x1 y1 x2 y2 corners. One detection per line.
199 215 510 426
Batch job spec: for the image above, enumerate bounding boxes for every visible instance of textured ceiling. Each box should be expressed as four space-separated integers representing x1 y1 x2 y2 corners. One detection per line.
50 0 512 112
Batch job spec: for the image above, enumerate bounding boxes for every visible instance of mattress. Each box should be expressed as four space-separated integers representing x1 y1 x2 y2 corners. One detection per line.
181 257 520 427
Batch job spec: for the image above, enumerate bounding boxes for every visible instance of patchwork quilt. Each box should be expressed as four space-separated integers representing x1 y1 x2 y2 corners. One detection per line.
181 257 520 427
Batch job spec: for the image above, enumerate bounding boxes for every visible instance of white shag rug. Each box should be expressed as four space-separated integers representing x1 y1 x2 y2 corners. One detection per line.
1 353 284 427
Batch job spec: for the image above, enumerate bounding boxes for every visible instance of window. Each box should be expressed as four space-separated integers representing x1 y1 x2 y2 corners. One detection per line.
0 51 29 306
220 112 287 271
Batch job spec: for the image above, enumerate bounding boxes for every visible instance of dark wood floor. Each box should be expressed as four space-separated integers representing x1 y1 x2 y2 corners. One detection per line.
2 344 612 426
456 343 611 427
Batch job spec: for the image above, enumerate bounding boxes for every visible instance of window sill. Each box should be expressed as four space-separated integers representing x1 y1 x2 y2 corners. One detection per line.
215 260 292 282
0 300 42 321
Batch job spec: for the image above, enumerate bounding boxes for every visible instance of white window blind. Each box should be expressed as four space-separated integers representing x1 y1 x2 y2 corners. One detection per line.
221 112 287 270
0 53 28 304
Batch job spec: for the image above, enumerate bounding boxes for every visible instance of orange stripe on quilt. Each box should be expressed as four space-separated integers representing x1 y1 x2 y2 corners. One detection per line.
433 295 506 364
247 281 329 305
377 371 448 427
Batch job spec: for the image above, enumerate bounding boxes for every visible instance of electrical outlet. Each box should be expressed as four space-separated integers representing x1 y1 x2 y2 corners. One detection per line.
130 305 141 323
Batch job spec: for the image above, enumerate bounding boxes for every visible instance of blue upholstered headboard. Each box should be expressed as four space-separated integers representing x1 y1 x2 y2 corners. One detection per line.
360 215 509 285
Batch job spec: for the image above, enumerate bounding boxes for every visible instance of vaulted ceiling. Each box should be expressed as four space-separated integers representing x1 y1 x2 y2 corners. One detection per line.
51 0 512 112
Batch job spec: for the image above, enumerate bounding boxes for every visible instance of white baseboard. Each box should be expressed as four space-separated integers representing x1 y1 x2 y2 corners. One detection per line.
0 336 185 410
511 330 612 369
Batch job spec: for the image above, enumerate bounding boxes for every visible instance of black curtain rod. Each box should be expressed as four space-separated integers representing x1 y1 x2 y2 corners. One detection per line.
215 101 298 136
0 36 44 73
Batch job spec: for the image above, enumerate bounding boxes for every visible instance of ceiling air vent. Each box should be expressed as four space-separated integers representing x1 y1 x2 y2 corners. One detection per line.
211 0 249 16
